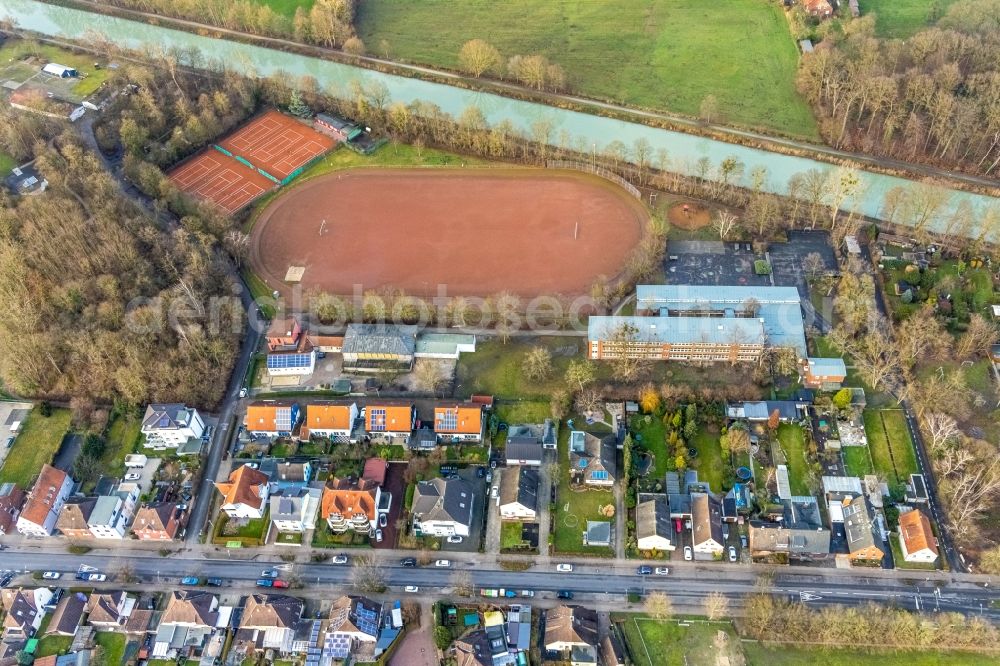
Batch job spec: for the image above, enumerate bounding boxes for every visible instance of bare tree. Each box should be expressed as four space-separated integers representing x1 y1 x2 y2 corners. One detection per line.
920 412 961 454
643 591 673 620
458 39 502 78
703 591 729 621
829 320 899 391
351 555 387 594
450 570 474 597
565 359 597 392
414 360 448 395
574 387 603 416
726 426 751 456
956 314 997 359
522 345 554 381
939 453 1000 538
699 94 720 123
608 321 644 382
712 210 739 240
802 251 825 279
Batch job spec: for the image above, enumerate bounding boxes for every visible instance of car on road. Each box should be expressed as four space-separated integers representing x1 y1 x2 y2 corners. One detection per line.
434 559 451 568
400 557 417 567
205 578 223 587
637 565 652 575
654 567 669 575
260 569 278 578
332 555 349 565
272 580 290 588
239 387 248 398
256 579 274 588
404 585 419 593
180 576 201 586
556 563 574 572
375 529 383 543
684 546 693 561
520 590 535 598
0 573 13 588
42 572 61 580
729 546 738 563
85 573 107 582
446 535 463 544
556 590 574 600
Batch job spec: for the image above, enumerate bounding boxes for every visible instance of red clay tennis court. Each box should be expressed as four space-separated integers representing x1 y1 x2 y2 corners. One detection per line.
218 109 335 180
250 168 647 298
168 151 273 215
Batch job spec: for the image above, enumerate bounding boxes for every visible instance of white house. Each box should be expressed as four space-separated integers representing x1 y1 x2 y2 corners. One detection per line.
17 464 73 537
153 592 220 659
411 478 474 538
270 487 321 534
266 350 316 377
141 404 206 450
215 466 270 519
691 493 724 556
636 494 674 552
0 587 53 640
42 63 77 77
898 509 939 564
498 467 538 521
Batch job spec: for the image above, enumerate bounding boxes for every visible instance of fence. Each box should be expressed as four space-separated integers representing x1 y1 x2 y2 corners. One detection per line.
546 160 642 200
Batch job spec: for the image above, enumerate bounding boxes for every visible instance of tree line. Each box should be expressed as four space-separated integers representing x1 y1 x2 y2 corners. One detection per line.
798 1 1000 177
458 39 567 92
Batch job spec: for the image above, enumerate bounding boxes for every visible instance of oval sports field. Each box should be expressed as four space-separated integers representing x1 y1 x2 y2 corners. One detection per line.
250 168 648 298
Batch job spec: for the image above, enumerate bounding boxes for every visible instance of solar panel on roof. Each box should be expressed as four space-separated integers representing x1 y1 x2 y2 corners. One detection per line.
267 353 312 369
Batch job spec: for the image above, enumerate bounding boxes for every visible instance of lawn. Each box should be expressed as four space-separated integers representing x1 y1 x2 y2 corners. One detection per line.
863 409 918 486
842 445 873 478
312 514 372 548
213 511 269 546
742 642 982 666
91 409 142 487
250 0 315 18
35 635 73 658
0 40 110 99
858 0 957 38
500 521 533 551
617 616 740 666
0 151 15 174
494 400 552 426
554 424 614 556
630 413 668 481
776 423 811 496
690 427 724 493
0 406 71 487
356 0 816 137
455 337 589 400
95 632 127 666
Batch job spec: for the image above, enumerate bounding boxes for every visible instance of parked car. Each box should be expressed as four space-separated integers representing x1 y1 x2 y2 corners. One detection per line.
434 559 451 568
375 529 383 543
490 485 499 499
520 590 535 598
684 546 693 561
255 579 274 588
556 563 574 572
205 578 223 587
332 555 349 565
446 535 463 544
379 513 387 528
272 580 290 589
476 467 485 478
0 573 14 588
260 569 278 578
556 590 574 600
654 567 669 575
180 576 201 586
239 387 248 398
404 585 419 593
5 436 15 448
124 472 142 481
86 573 107 582
485 472 492 483
400 557 417 567
729 546 738 563
637 565 652 575
41 572 61 580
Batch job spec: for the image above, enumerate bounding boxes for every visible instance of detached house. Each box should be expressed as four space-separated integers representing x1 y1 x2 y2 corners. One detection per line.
86 591 135 631
235 594 304 657
215 465 270 519
411 477 474 538
324 596 383 662
45 592 86 637
636 494 674 552
321 478 381 534
270 487 321 534
691 493 724 556
569 432 616 487
18 465 74 537
898 509 938 564
434 403 484 443
498 467 538 521
244 401 300 439
152 592 219 659
505 425 546 466
543 605 599 665
1 587 53 640
799 357 847 391
300 402 360 442
266 317 302 351
131 503 184 541
141 404 206 450
364 403 415 441
87 484 139 540
842 495 884 562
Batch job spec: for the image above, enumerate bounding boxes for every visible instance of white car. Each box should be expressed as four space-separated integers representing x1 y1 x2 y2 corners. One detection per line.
434 559 451 568
684 546 693 561
42 571 61 580
446 535 463 544
490 485 499 499
729 546 738 563
404 585 419 593
654 567 669 575
556 563 574 573
87 573 107 582
124 472 142 481
375 529 383 543
332 555 348 565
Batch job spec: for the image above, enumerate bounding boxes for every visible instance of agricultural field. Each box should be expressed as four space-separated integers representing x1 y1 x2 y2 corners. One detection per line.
0 407 71 487
863 409 919 487
858 0 958 38
617 616 741 666
355 0 817 137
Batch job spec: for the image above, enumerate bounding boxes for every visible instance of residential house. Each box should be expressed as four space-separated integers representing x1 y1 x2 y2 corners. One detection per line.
321 478 381 534
569 432 616 486
341 324 416 372
498 467 538 521
0 483 25 536
45 592 86 637
452 630 493 666
270 487 321 534
17 464 74 537
234 594 304 657
215 465 270 519
799 357 847 390
636 494 674 552
266 349 317 378
270 461 313 488
691 493 724 556
1 588 53 640
505 605 531 654
543 605 599 665
131 503 183 541
323 596 382 663
152 592 219 659
244 401 300 439
898 509 938 564
56 498 97 539
842 495 884 562
87 484 139 540
748 496 830 561
408 427 437 451
505 425 545 466
411 477 474 538
300 402 360 442
86 591 134 631
434 404 484 443
141 404 206 450
803 0 833 17
726 400 808 423
364 403 415 441
266 317 302 351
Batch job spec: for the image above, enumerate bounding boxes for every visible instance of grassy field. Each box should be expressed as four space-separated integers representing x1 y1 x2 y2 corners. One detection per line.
858 0 957 38
35 635 73 658
743 642 983 666
0 407 71 487
252 0 314 18
630 413 668 481
494 400 552 426
92 410 142 487
455 337 589 400
0 151 15 174
776 423 811 496
355 0 816 138
0 40 110 99
863 409 918 486
95 632 127 666
500 521 530 550
618 616 740 666
842 445 873 478
690 427 724 493
554 424 614 556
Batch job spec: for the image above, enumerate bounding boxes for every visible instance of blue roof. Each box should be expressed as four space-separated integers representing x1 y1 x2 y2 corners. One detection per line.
636 284 801 308
267 352 313 369
806 357 847 375
588 315 766 346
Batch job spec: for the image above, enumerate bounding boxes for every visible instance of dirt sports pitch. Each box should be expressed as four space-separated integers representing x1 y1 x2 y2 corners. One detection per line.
250 168 648 298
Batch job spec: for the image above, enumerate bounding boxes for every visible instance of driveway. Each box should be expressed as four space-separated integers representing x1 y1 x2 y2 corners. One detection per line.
389 604 436 666
375 462 406 550
483 468 502 554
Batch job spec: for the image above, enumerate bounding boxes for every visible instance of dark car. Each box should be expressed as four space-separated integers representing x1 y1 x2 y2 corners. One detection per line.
556 590 574 600
476 467 486 478
205 578 223 587
0 573 14 588
637 565 653 575
400 557 417 567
